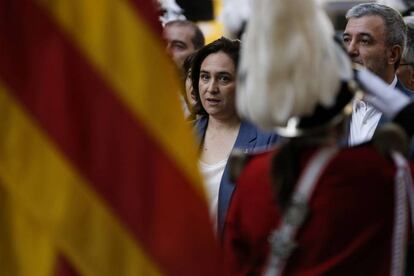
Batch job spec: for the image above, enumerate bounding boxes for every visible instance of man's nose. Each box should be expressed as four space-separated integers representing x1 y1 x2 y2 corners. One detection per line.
346 40 359 57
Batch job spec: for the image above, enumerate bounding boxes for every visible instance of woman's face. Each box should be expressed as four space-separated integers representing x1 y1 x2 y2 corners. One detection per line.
198 51 237 120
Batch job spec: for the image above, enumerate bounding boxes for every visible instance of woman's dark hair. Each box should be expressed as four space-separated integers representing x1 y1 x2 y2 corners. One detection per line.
191 37 240 116
181 52 197 120
183 52 196 77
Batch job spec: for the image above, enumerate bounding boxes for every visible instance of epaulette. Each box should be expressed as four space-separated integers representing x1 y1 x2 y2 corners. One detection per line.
228 146 275 183
372 122 409 159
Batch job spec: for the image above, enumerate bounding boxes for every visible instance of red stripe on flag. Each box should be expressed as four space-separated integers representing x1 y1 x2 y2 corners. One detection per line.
128 0 163 36
55 255 80 276
0 1 220 275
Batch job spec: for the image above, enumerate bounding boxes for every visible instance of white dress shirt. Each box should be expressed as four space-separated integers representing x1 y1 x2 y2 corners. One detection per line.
349 76 397 146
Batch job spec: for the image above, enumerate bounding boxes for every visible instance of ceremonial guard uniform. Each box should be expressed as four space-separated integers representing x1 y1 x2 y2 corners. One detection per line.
224 138 414 275
223 0 414 274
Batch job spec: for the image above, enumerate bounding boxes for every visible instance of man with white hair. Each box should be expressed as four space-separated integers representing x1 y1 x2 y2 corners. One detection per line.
343 3 412 146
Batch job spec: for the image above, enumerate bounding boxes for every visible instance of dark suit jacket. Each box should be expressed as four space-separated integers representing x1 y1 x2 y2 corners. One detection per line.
375 81 414 159
378 80 414 125
343 79 414 147
195 116 278 237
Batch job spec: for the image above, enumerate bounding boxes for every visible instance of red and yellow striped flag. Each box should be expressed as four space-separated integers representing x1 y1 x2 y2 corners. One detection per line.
0 1 221 275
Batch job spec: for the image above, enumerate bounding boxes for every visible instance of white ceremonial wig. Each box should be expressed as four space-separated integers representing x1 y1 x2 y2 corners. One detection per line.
157 0 186 26
237 0 352 130
220 0 251 37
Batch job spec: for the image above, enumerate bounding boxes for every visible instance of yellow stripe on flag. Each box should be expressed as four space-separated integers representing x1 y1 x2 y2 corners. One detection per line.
0 81 162 276
36 0 205 195
0 186 56 276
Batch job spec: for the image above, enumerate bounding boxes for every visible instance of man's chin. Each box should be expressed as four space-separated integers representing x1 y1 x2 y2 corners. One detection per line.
352 62 365 70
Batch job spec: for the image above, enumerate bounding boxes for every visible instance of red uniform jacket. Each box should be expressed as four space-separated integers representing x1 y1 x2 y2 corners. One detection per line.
223 145 412 275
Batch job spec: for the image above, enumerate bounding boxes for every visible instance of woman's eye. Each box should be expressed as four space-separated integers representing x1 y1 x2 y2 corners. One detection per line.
200 74 209 81
219 75 230 83
218 75 230 83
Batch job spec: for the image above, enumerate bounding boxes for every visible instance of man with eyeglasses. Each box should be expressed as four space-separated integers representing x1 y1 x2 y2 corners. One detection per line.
397 16 414 92
343 3 413 147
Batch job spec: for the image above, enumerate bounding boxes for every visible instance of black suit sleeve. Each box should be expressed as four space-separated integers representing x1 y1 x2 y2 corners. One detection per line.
393 101 414 138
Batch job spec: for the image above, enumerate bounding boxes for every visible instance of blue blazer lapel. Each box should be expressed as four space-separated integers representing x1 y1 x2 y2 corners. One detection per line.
195 117 258 149
233 121 258 150
217 121 257 236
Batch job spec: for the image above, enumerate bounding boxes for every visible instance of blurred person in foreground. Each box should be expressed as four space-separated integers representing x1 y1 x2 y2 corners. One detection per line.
191 37 278 237
343 3 413 147
223 0 414 274
397 16 414 92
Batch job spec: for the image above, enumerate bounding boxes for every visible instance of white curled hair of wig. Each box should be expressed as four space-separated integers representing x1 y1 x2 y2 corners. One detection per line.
237 0 350 130
157 0 186 25
220 0 251 36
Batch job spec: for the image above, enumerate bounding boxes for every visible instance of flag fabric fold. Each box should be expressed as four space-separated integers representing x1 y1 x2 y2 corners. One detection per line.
0 0 221 275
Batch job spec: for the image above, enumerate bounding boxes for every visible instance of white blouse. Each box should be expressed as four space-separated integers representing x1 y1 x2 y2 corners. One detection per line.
199 158 228 231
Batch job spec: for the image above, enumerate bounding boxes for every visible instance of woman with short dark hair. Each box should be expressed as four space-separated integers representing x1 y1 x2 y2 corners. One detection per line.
191 37 278 236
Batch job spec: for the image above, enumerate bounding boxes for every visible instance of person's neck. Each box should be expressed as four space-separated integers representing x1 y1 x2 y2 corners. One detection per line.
207 115 241 131
382 70 396 85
